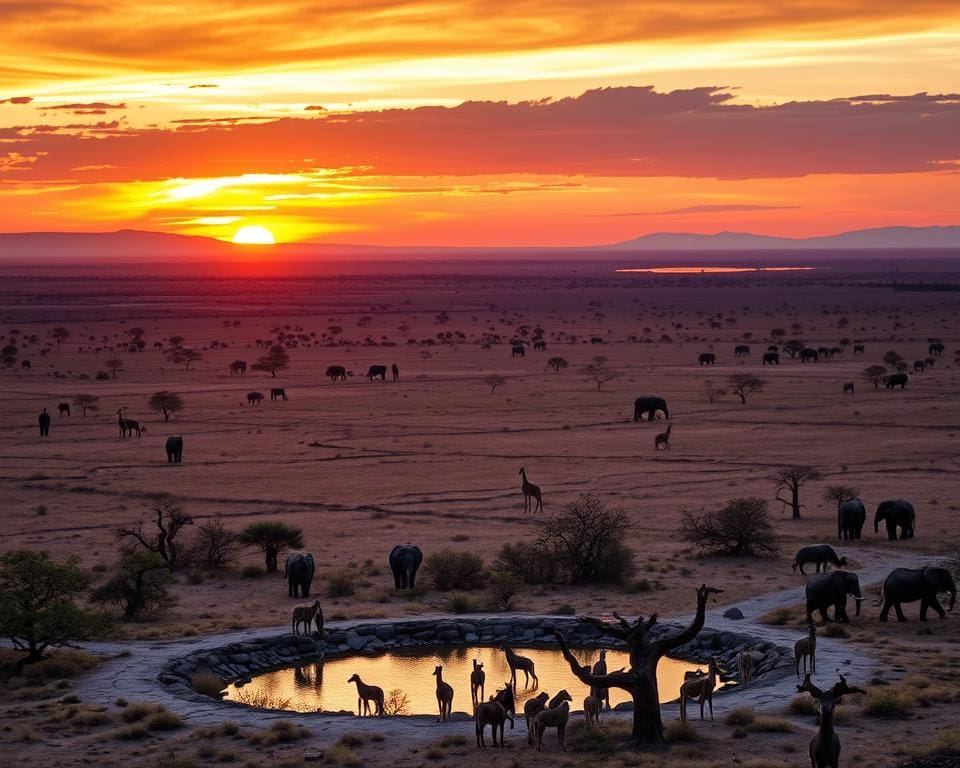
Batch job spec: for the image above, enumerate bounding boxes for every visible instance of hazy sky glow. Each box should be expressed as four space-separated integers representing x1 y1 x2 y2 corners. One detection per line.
1 1 959 245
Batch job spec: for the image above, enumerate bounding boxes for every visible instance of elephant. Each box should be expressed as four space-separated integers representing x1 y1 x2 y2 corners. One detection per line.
247 391 263 405
284 552 315 598
270 387 288 401
874 499 915 539
817 346 831 359
389 544 423 590
326 365 347 381
762 352 780 365
837 497 866 540
21 359 31 369
793 544 847 575
929 342 945 356
368 365 388 381
38 408 50 436
913 360 926 372
880 567 956 621
805 571 863 623
800 348 819 362
511 344 526 357
698 353 716 365
633 396 669 421
165 435 183 463
853 344 865 355
885 373 908 389
734 345 750 357
533 341 546 351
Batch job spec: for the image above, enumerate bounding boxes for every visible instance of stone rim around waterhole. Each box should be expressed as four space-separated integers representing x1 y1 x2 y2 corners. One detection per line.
160 615 793 717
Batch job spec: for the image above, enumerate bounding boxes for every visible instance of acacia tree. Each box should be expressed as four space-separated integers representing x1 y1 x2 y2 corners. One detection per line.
252 345 290 377
728 373 765 404
92 551 172 619
774 465 822 519
117 496 193 567
783 339 805 359
484 374 506 393
105 358 124 378
554 583 722 744
50 326 70 350
148 391 184 421
167 347 202 370
680 498 779 556
824 484 860 508
0 550 111 669
863 365 887 390
583 355 619 390
73 394 99 416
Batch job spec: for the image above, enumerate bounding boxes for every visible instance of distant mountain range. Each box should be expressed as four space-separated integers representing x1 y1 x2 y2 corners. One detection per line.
0 225 957 262
609 226 960 250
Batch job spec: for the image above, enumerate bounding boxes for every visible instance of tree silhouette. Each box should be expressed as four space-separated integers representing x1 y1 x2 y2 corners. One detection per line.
773 465 822 519
105 358 124 378
117 496 193 567
73 394 99 416
680 498 779 556
862 365 887 390
238 521 304 572
484 374 506 393
554 583 722 744
50 326 70 350
148 391 184 421
783 339 805 358
583 355 619 390
167 347 202 370
252 345 290 377
92 551 172 619
728 373 765 404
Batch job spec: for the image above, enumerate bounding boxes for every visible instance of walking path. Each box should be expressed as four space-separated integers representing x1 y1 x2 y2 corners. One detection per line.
65 547 932 738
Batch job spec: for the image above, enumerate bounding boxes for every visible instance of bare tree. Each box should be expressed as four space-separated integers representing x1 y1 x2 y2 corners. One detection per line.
728 374 765 404
583 355 619 390
554 583 723 744
484 374 506 394
190 516 239 570
702 380 726 403
148 391 185 421
117 496 193 567
73 394 99 416
862 365 887 390
680 498 779 556
546 357 569 373
774 465 822 519
50 326 70 350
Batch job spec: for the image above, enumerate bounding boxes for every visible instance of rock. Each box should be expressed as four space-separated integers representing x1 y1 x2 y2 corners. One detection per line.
723 607 745 620
345 632 367 650
375 625 395 641
465 632 479 642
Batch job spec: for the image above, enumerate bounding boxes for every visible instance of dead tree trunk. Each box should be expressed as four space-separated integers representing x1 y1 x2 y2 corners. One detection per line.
554 583 722 744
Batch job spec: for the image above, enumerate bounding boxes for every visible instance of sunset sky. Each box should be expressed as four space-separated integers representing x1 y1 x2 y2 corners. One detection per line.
1 1 959 246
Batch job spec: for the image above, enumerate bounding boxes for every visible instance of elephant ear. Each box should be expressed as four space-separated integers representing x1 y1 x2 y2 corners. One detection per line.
305 554 315 579
925 568 953 590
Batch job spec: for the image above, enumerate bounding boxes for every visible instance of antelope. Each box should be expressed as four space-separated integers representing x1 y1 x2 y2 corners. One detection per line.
502 646 538 688
533 700 571 751
795 620 817 677
347 674 384 717
654 424 672 451
591 649 610 710
433 665 453 722
475 683 514 748
797 674 865 768
583 690 601 728
679 657 720 722
291 600 320 636
470 659 485 709
524 689 571 741
737 648 765 685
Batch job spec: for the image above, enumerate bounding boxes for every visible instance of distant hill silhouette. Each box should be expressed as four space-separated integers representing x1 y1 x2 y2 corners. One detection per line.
609 226 960 250
0 225 957 262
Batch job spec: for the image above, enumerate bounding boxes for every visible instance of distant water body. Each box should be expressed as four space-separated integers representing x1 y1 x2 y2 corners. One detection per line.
616 266 818 274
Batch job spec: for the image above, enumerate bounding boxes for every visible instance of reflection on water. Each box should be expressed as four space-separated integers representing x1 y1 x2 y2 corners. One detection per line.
616 266 816 274
223 646 712 715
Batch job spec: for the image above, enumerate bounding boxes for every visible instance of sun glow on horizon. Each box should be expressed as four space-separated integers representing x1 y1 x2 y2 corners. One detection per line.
232 225 276 245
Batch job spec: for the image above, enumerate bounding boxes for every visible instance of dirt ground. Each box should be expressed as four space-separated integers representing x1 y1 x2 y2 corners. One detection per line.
1 257 958 767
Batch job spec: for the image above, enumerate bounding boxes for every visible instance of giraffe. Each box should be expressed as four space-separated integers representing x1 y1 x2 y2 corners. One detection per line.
117 408 142 439
654 424 672 451
519 467 543 513
795 620 817 677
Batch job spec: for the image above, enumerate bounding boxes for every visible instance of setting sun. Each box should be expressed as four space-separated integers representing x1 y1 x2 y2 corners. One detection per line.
232 225 276 245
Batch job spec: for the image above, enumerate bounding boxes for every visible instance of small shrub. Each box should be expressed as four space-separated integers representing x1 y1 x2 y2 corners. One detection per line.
552 603 576 615
863 689 915 717
424 549 487 591
750 716 794 733
337 733 364 748
327 572 355 598
383 689 410 716
114 724 148 740
121 703 155 723
787 696 818 716
664 720 700 742
451 534 469 542
759 606 803 626
246 719 308 745
240 565 263 579
823 624 849 638
724 706 756 727
446 593 482 613
488 569 521 611
147 709 184 730
494 542 558 584
326 744 363 768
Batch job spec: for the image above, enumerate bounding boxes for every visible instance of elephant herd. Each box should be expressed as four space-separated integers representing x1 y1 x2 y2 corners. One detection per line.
282 545 423 599
804 566 956 624
836 497 915 541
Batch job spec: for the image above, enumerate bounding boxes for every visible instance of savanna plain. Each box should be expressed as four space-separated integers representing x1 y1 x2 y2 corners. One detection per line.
1 257 959 768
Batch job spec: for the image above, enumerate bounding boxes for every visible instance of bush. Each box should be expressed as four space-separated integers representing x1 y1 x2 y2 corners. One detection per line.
724 706 756 727
383 688 410 716
537 494 635 584
147 709 184 730
863 689 915 717
664 721 700 742
493 542 559 584
240 565 263 579
92 551 173 619
424 550 487 591
787 696 818 716
446 593 482 613
488 569 521 611
327 572 355 598
680 498 779 556
552 603 576 615
190 517 238 570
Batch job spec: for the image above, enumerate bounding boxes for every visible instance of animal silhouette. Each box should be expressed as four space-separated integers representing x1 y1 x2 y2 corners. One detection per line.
58 402 70 417
38 408 50 436
519 467 543 513
391 363 399 381
270 387 288 401
654 424 672 451
246 391 263 405
347 674 384 716
794 620 817 677
433 665 454 722
470 660 485 709
326 365 347 381
368 365 387 381
502 646 538 688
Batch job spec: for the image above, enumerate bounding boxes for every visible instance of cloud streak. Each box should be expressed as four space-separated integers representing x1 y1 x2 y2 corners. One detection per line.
3 86 958 183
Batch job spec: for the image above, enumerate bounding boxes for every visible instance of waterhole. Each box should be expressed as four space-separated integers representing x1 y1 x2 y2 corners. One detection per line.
223 646 713 715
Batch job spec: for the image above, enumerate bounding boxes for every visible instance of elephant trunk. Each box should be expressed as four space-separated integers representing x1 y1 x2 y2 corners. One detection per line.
853 595 864 616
